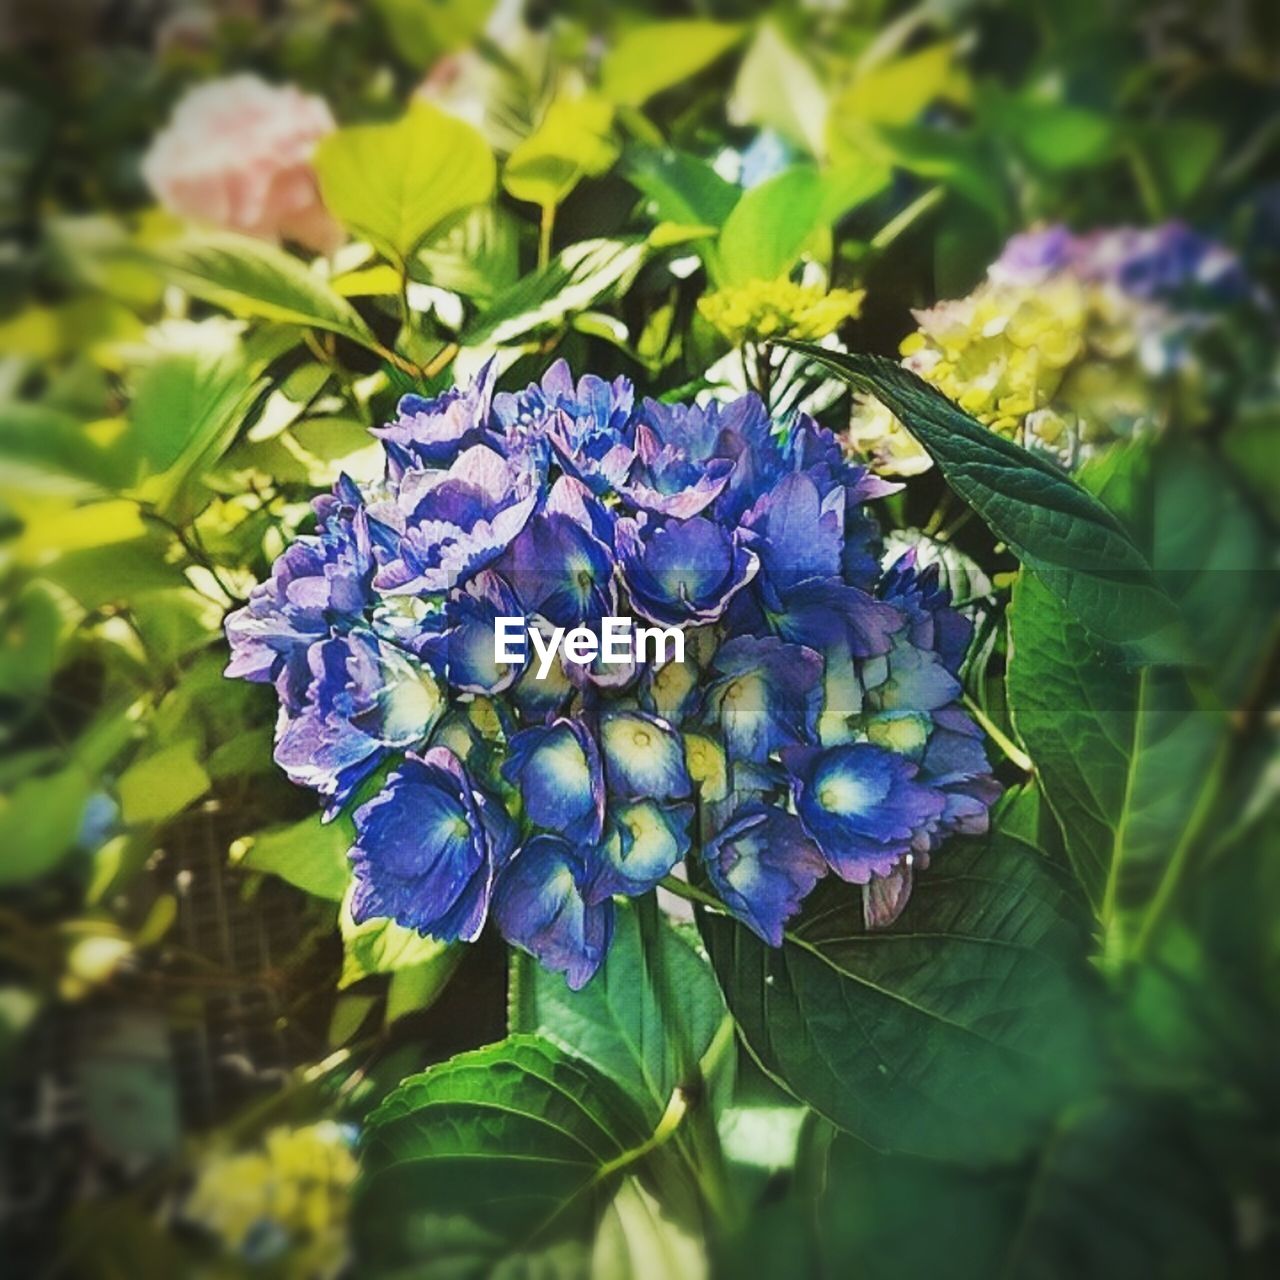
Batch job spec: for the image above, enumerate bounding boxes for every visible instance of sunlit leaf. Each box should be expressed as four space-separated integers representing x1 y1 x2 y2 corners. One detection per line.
150 232 378 349
512 900 728 1121
729 22 827 157
315 102 496 263
602 21 744 107
354 1036 651 1274
339 882 450 988
234 811 355 902
503 94 618 210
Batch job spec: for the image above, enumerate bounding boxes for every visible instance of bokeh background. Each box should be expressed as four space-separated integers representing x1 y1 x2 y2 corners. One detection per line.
1 1 1278 1276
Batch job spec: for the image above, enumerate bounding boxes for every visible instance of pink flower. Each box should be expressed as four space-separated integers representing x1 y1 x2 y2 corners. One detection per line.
142 74 342 254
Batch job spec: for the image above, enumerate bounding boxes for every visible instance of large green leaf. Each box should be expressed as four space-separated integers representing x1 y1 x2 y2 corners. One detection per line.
814 1100 1234 1278
1006 443 1265 942
780 346 1189 661
315 102 495 264
700 788 1101 1162
150 232 378 350
354 1035 651 1276
601 20 744 107
1007 572 1226 935
1081 440 1273 701
511 900 728 1121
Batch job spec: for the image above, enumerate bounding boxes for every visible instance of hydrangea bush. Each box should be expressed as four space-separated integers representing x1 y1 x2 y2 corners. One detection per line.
226 360 1000 987
6 6 1277 1276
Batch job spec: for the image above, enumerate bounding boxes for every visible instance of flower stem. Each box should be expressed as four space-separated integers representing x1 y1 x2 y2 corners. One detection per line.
962 693 1033 774
870 185 944 253
538 203 556 270
657 874 725 913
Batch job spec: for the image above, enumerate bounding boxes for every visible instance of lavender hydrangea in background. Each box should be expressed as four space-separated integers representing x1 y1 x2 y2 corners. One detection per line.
225 362 1000 988
850 220 1271 475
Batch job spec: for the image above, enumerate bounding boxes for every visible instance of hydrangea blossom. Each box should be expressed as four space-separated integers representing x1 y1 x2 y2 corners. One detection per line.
850 221 1266 473
142 74 342 254
226 360 1001 987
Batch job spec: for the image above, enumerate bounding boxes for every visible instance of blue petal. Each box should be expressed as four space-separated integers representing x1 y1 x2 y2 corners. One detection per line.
493 834 614 989
501 719 604 843
706 635 821 763
587 801 692 903
600 711 692 802
348 748 498 942
784 743 946 883
703 804 825 946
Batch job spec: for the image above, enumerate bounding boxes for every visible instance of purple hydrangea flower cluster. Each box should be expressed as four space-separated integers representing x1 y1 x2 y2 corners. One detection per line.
989 221 1252 303
225 361 1000 988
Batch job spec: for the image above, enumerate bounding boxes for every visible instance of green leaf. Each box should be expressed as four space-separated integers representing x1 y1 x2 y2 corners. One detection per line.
780 347 1189 662
385 946 463 1026
700 787 1101 1162
339 883 451 989
0 765 92 887
129 344 265 521
116 740 211 825
0 401 129 489
462 237 647 347
371 0 492 67
511 899 728 1121
622 147 741 233
315 102 496 264
1006 442 1266 942
234 811 354 902
1083 441 1272 700
1133 119 1221 205
814 1101 1234 1278
1007 572 1227 933
601 21 743 108
717 166 826 286
150 232 378 349
503 95 618 211
592 1177 707 1280
729 21 827 157
414 203 520 303
999 99 1116 171
354 1035 651 1275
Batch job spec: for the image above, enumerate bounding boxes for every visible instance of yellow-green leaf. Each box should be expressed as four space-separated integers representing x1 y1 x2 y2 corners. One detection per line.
315 102 496 263
503 95 618 210
602 20 744 107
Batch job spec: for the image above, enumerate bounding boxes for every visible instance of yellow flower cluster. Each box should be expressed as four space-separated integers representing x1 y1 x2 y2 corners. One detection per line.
849 279 1092 475
699 277 865 346
185 1121 357 1261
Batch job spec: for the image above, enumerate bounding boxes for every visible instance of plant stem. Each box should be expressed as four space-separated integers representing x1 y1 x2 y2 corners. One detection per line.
870 185 944 253
595 1087 690 1182
538 203 556 270
423 341 460 379
962 692 1033 774
657 874 725 913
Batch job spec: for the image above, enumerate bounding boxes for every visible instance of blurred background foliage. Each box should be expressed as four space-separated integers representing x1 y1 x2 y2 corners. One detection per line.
0 0 1277 1276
